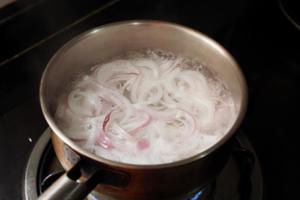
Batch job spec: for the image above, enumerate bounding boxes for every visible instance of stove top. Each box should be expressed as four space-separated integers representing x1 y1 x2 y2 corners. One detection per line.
1 0 299 199
24 129 263 200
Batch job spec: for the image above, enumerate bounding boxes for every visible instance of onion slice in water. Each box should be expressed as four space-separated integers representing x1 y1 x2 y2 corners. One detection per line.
55 50 236 164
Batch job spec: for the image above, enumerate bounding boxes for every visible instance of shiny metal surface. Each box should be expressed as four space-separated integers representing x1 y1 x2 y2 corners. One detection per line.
23 128 105 200
39 20 248 199
41 20 247 167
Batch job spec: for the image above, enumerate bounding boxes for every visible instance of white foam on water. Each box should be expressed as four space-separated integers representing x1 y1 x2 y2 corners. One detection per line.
55 49 237 165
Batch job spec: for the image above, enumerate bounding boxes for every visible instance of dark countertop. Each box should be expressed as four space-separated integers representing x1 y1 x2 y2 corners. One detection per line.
0 0 298 199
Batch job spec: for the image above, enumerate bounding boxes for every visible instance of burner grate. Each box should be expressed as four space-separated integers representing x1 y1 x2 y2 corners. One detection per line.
23 129 263 200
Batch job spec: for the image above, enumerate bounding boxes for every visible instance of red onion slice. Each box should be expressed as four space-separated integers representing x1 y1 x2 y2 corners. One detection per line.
96 133 113 150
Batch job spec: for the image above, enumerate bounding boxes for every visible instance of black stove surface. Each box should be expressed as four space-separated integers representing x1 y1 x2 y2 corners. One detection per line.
0 0 299 199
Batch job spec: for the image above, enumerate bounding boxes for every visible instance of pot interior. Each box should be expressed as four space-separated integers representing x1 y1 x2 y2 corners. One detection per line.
40 21 247 166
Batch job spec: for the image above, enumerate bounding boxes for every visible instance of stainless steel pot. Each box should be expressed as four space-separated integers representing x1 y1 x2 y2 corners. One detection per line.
39 20 247 200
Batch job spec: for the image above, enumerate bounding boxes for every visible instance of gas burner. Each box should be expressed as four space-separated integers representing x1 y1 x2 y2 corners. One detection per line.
23 129 263 200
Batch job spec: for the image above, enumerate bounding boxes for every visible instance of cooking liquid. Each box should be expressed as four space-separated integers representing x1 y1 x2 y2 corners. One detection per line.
55 49 237 164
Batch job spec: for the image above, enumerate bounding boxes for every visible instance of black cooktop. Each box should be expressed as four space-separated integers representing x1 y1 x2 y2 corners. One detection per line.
0 0 299 199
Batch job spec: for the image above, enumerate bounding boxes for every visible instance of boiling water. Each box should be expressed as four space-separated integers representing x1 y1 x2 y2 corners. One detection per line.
55 49 237 165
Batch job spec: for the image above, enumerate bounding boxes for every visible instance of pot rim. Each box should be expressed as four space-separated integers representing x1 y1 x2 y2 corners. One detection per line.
40 20 248 170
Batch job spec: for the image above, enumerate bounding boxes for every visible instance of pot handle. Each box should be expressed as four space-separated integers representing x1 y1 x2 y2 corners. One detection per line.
37 164 99 200
38 161 130 200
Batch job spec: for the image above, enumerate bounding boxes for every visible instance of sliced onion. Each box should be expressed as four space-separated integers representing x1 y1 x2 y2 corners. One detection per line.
94 59 138 83
137 139 150 150
96 132 113 149
55 50 236 164
131 58 159 78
